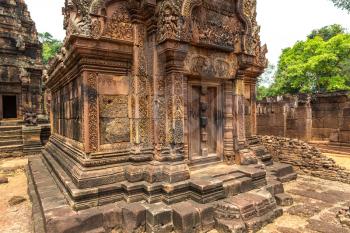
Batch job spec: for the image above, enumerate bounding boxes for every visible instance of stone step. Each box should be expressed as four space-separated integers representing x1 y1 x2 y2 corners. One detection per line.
0 139 23 147
213 171 247 182
0 120 23 126
0 144 23 153
0 135 22 140
0 125 22 132
0 129 22 135
268 162 294 177
189 156 222 171
278 173 298 183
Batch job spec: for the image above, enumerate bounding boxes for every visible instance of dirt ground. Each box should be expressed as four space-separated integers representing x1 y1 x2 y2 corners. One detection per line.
324 153 350 170
0 155 350 233
258 175 350 233
0 157 32 233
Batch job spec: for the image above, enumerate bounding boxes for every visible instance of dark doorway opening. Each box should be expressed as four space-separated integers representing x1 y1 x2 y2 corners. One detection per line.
3 95 17 118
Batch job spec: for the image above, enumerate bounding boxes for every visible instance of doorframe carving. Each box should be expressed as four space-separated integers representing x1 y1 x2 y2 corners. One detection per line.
186 78 224 163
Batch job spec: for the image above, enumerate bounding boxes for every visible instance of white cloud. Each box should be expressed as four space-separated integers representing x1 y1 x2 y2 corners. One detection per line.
25 0 349 64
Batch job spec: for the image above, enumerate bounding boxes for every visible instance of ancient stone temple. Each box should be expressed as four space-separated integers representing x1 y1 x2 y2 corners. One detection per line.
0 0 43 119
0 0 49 155
28 0 297 232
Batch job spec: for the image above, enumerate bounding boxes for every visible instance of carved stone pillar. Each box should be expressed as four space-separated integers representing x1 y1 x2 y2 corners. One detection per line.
233 74 246 147
158 41 188 161
223 80 235 163
251 83 257 136
82 71 99 154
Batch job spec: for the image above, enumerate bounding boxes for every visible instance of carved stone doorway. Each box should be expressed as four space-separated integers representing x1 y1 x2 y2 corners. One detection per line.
188 81 223 163
2 95 17 119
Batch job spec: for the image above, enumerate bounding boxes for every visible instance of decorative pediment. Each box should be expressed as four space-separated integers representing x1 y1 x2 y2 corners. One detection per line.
63 0 133 41
184 49 239 79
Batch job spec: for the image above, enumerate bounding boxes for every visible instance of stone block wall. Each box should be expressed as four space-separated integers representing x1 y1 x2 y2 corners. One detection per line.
257 94 312 141
259 135 350 184
257 91 350 144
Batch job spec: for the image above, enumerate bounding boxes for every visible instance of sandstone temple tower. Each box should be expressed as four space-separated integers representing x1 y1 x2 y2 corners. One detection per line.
28 0 297 232
0 0 43 119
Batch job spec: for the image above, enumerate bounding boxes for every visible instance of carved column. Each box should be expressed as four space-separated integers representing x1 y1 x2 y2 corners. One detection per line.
223 80 235 162
159 42 188 161
233 74 246 148
251 82 257 136
82 71 99 154
130 21 153 162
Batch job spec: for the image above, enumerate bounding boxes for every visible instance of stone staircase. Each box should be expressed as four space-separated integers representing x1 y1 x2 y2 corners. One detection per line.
247 136 274 166
0 120 23 156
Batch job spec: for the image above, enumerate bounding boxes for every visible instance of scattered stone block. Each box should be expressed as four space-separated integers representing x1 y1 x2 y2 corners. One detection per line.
0 176 8 184
275 193 293 206
8 196 26 206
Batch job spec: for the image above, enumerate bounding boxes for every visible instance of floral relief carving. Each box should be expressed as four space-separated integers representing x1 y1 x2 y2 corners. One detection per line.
87 72 99 152
103 4 133 41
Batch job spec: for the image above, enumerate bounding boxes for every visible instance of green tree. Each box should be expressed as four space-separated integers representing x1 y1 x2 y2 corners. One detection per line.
271 31 350 95
39 32 62 64
308 24 346 41
330 0 350 12
257 63 276 100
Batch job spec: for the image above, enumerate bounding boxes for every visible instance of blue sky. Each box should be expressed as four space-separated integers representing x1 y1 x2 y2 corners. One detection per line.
26 0 350 65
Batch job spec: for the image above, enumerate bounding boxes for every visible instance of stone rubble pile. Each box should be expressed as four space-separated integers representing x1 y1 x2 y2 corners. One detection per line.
259 136 350 184
337 206 350 228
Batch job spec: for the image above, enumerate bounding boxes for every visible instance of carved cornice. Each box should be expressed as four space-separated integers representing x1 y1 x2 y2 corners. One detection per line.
47 36 133 91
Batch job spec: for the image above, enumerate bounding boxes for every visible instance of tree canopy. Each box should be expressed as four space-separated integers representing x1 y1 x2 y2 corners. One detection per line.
330 0 350 12
257 24 350 99
39 32 62 64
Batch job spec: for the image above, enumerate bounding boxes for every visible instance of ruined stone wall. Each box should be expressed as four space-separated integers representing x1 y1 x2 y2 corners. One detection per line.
257 92 350 144
259 135 350 184
257 95 312 141
311 92 350 143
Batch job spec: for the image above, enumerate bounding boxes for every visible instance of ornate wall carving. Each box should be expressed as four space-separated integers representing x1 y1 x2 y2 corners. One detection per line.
99 95 129 144
157 0 181 43
87 72 99 152
102 3 133 41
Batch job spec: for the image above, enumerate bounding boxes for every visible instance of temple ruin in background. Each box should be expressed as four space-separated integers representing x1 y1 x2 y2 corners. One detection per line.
27 0 298 232
0 0 49 155
257 91 350 147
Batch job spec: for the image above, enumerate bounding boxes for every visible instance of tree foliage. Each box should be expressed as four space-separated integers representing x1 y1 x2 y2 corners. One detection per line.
257 25 350 99
257 63 275 100
308 24 346 41
330 0 350 12
39 32 62 64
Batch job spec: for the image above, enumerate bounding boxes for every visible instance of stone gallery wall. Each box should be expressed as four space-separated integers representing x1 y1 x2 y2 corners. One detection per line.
257 95 312 141
312 92 350 143
257 92 350 144
259 135 350 184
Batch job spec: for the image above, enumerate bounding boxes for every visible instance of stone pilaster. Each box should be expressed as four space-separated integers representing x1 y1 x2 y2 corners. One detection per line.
223 81 235 162
158 41 188 161
82 71 99 153
251 83 257 136
233 75 246 146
